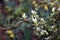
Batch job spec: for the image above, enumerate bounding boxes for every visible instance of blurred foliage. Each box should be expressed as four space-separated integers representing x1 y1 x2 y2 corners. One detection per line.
0 0 60 40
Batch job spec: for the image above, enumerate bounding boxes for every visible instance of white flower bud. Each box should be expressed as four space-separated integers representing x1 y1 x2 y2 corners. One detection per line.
41 18 45 22
22 13 27 19
52 7 56 12
40 18 46 24
51 25 56 29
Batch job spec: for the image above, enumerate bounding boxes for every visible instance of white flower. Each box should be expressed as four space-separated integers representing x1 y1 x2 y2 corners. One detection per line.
41 30 48 35
32 17 38 26
31 10 37 15
52 7 56 12
41 31 44 35
40 18 46 24
32 15 39 19
51 25 56 29
32 17 38 24
22 13 27 19
58 8 60 11
36 27 40 31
